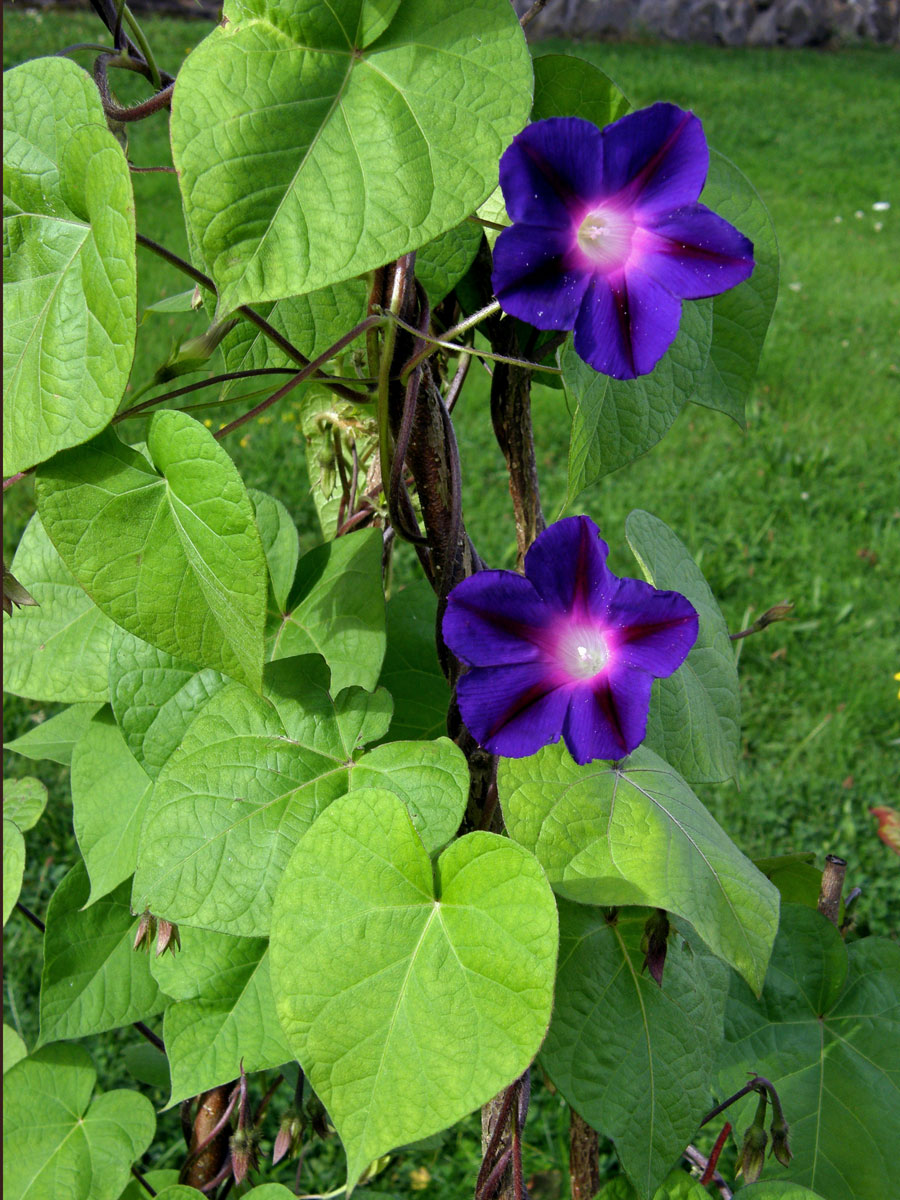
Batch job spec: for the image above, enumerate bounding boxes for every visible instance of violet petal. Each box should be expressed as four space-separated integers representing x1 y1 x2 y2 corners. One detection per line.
639 204 755 299
523 515 612 616
562 665 654 763
456 662 570 758
601 576 700 675
499 117 606 227
573 268 683 380
602 103 708 217
442 570 550 667
492 224 592 331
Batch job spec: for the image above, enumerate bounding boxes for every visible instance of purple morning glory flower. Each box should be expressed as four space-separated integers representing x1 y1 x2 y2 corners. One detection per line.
491 104 755 380
442 516 699 765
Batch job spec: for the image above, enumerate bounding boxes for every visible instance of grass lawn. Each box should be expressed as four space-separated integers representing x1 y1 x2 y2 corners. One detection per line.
4 9 899 1192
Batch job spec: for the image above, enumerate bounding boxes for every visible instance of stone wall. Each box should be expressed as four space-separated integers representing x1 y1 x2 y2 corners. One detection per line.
514 0 899 46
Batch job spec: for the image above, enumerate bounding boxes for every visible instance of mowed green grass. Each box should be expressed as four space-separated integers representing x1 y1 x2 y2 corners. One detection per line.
3 11 898 1187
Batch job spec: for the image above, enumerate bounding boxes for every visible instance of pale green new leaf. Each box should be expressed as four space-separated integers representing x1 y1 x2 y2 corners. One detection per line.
3 819 25 927
150 927 291 1106
36 411 268 690
269 528 386 693
689 152 779 426
626 509 740 784
3 1024 27 1073
271 789 558 1189
3 1043 155 1200
38 862 166 1045
542 905 728 1198
172 0 532 313
562 301 713 507
3 776 48 831
499 742 778 992
109 626 228 780
3 59 136 476
71 713 154 903
4 702 103 765
350 737 469 855
718 904 900 1200
2 514 115 703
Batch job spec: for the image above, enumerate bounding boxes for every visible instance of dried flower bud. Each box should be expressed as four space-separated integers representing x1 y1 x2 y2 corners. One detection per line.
273 1109 303 1165
641 909 670 987
3 562 39 618
229 1127 259 1185
156 918 181 958
133 910 157 953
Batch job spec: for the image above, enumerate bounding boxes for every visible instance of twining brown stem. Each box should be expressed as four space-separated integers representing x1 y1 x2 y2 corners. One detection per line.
520 0 549 29
569 1110 600 1200
488 317 545 570
817 854 847 927
134 234 363 404
180 1085 236 1188
683 1144 732 1199
93 52 174 120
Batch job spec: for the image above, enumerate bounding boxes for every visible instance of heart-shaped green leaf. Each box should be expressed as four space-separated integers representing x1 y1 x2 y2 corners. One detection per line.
270 788 558 1188
2 514 115 704
37 863 166 1045
416 220 484 305
248 489 299 612
3 1043 155 1200
269 528 386 693
36 412 268 690
133 656 390 935
150 926 291 1106
689 152 779 427
3 59 136 476
71 712 154 903
542 904 729 1198
4 702 103 766
109 626 228 780
172 0 532 313
3 777 47 832
499 742 778 993
531 52 629 126
377 578 449 741
562 300 713 508
717 904 900 1200
3 820 25 927
626 509 740 784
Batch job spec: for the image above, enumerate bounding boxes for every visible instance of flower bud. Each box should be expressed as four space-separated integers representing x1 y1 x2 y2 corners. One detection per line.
736 1093 769 1183
641 909 669 987
156 918 181 958
152 318 237 384
229 1127 259 1185
3 562 38 618
133 910 157 953
770 1109 792 1167
272 1108 303 1165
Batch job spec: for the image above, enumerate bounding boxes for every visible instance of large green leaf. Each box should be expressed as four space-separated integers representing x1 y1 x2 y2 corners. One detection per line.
132 655 389 936
219 280 368 398
377 578 449 741
349 737 468 855
3 59 136 476
3 776 48 832
3 1024 27 1074
542 905 728 1198
270 788 558 1188
4 702 103 765
109 626 228 780
718 904 900 1200
416 219 484 305
2 514 115 703
531 52 629 125
38 863 166 1045
689 152 779 426
269 528 386 693
562 300 712 508
3 1043 155 1200
150 926 291 1106
71 713 154 903
499 742 778 993
625 510 740 784
172 0 532 313
36 412 268 690
3 819 25 927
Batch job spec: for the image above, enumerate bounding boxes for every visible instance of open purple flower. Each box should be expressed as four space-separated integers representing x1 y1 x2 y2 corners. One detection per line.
491 104 755 380
443 516 698 764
